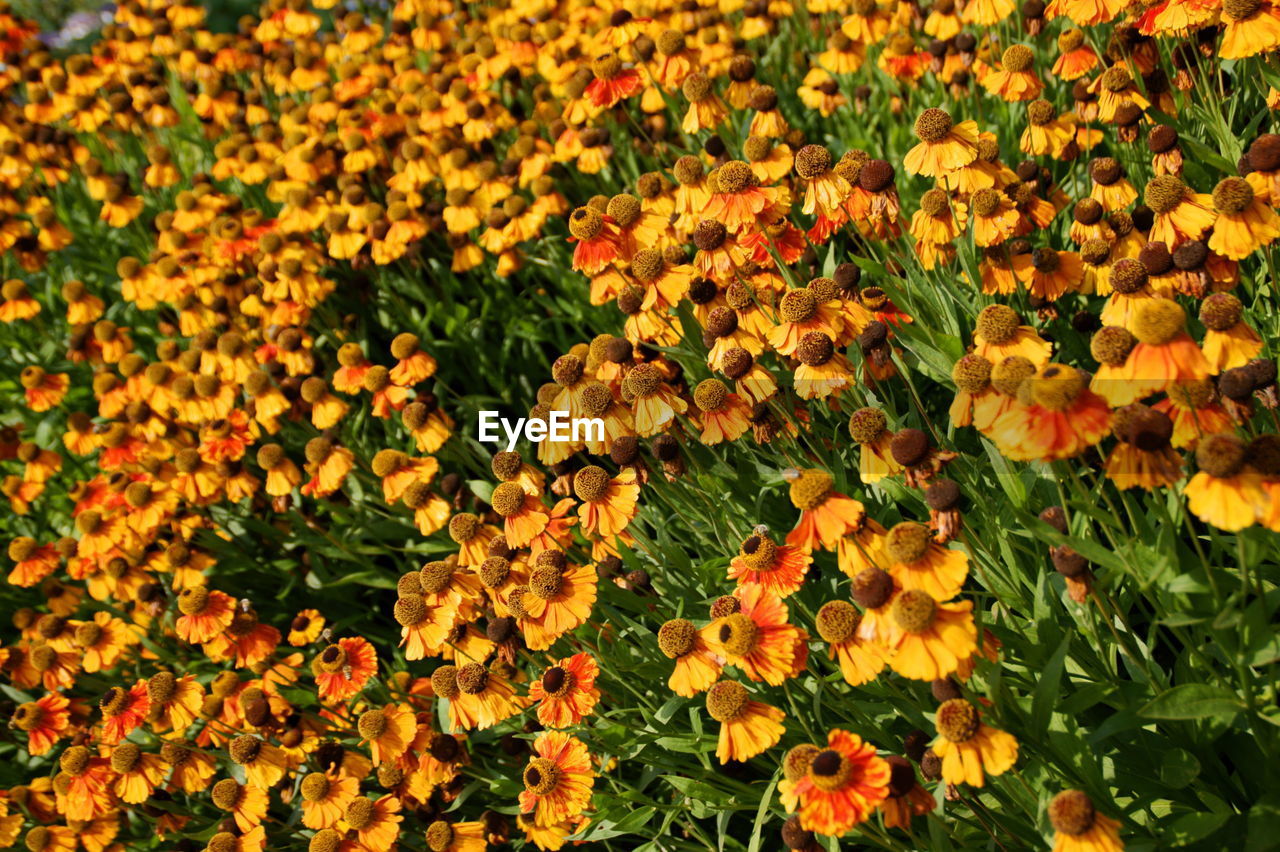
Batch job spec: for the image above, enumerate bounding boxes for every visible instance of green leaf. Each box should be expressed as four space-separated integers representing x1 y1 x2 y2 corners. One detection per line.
654 695 683 725
1162 810 1231 846
1247 793 1280 852
1030 636 1070 737
1139 684 1244 721
1159 748 1201 789
746 775 779 852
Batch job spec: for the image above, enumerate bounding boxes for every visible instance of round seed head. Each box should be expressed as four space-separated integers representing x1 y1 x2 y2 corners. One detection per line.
1001 44 1034 71
935 697 980 742
705 680 749 722
914 108 953 142
891 589 937 633
884 522 932 563
1048 790 1097 836
815 600 860 643
1130 298 1185 345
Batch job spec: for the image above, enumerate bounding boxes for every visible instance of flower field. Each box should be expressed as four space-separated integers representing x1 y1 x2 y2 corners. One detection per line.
1 0 1280 849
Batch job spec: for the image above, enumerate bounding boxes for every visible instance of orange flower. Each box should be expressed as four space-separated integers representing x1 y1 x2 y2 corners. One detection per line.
1154 380 1233 450
6 537 59 587
1120 299 1211 398
968 188 1021 246
174 586 236 644
19 366 68 412
99 681 151 744
357 704 416 765
313 636 378 701
794 332 857 400
490 482 552 549
567 206 620 276
704 161 789 232
881 521 969 600
529 652 601 728
949 355 1002 430
767 288 845 357
703 680 785 764
904 109 979 178
708 584 805 685
1200 293 1263 372
574 465 639 538
343 794 403 851
680 72 727 134
656 618 722 697
19 826 75 852
694 378 754 442
449 662 528 731
1050 30 1099 79
394 593 456 661
55 746 113 821
1105 406 1184 490
1208 174 1280 260
585 55 643 109
982 45 1043 101
300 771 359 829
518 553 597 650
727 528 811 598
74 611 132 673
1221 0 1280 58
447 513 497 568
9 692 70 755
1184 434 1269 531
847 408 905 483
211 778 270 833
228 734 287 789
880 756 936 829
518 731 595 826
784 468 866 552
287 609 325 646
814 601 888 686
1022 247 1084 301
794 144 851 218
108 742 166 804
424 819 487 852
1045 791 1124 852
990 364 1111 462
884 590 977 680
163 740 217 794
1089 326 1140 406
791 729 890 835
625 363 688 437
388 333 436 386
910 189 968 268
932 698 1019 787
1145 175 1216 249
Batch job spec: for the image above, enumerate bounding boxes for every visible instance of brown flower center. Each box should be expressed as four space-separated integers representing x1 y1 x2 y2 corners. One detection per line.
815 600 860 644
891 590 937 633
489 482 527 517
523 757 561 795
936 698 981 742
1130 299 1185 345
1048 790 1097 835
914 108 953 142
975 304 1020 344
808 748 855 792
705 680 749 722
345 797 375 829
573 466 611 502
657 619 697 658
718 612 760 658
